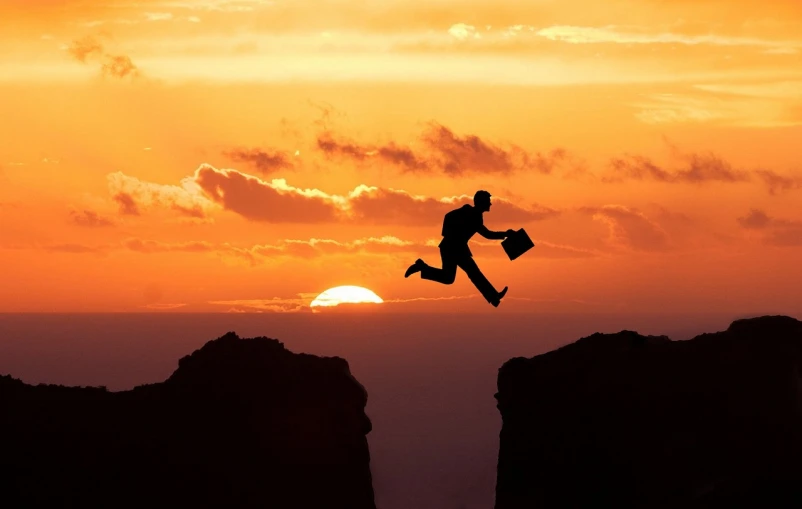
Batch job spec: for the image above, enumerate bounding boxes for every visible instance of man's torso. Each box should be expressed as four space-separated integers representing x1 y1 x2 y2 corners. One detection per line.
439 204 483 257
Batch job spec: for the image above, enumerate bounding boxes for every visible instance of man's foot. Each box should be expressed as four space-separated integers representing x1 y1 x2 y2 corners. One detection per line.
490 286 508 307
404 259 425 278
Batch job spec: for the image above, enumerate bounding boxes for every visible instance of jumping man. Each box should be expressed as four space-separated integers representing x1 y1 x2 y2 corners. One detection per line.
404 190 513 307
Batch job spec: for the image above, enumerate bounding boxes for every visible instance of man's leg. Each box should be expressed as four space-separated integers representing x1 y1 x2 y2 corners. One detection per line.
419 250 458 285
457 256 506 305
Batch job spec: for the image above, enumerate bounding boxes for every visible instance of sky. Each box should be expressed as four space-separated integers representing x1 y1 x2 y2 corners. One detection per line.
1 0 801 313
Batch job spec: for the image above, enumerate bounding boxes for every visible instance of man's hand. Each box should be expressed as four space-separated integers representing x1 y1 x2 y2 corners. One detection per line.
505 229 516 238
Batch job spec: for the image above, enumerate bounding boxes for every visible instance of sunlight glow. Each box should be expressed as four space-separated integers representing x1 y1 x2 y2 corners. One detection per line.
310 286 384 307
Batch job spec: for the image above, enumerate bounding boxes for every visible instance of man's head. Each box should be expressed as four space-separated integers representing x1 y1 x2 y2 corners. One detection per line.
474 190 492 212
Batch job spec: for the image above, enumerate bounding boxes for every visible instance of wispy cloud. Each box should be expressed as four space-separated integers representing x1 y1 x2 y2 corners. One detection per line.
580 205 671 252
606 150 750 184
448 23 481 41
107 171 216 218
605 144 801 195
113 192 141 216
737 209 802 246
536 25 802 51
69 209 115 228
142 303 187 310
208 298 310 313
66 36 140 79
223 147 296 174
755 169 802 195
317 122 573 176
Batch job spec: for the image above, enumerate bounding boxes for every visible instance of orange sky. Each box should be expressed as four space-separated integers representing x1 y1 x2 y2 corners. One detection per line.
1 0 801 313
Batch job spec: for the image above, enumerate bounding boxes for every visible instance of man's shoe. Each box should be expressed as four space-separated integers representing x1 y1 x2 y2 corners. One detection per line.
490 286 508 307
405 259 424 278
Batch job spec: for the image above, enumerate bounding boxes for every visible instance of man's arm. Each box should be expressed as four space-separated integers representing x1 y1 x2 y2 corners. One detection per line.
478 225 514 240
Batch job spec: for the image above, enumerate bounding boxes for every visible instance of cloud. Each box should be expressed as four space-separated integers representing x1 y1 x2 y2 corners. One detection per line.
130 233 594 261
607 146 801 194
123 238 215 253
107 171 216 218
112 192 141 215
254 236 438 260
69 209 114 227
469 239 600 259
142 303 187 310
580 205 671 251
317 133 430 171
535 25 802 51
188 164 557 225
317 122 571 176
208 298 309 313
192 165 343 222
345 185 557 226
100 54 139 78
44 243 107 254
606 150 750 184
737 209 802 246
67 36 103 62
144 12 174 21
122 237 258 264
223 148 295 174
384 295 477 303
448 23 480 41
755 169 802 195
422 123 566 176
737 209 773 230
67 36 140 79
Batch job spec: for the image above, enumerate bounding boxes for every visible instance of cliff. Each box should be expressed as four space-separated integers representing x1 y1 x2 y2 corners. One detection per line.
495 315 802 508
0 332 376 509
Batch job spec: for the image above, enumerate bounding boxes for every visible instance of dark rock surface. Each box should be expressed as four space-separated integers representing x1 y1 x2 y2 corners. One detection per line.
495 315 802 508
0 332 376 509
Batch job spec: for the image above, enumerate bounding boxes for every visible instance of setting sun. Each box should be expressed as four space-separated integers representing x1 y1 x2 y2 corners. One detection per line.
310 286 384 308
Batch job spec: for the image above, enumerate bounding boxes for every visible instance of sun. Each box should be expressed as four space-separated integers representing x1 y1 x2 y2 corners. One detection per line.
310 286 384 308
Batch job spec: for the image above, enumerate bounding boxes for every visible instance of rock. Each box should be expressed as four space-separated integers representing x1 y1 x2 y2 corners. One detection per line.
0 332 376 509
495 315 802 508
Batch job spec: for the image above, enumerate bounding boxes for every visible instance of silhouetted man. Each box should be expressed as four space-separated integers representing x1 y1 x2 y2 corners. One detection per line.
405 190 514 307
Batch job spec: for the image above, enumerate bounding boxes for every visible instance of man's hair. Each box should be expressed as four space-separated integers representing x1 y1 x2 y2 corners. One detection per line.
474 190 491 203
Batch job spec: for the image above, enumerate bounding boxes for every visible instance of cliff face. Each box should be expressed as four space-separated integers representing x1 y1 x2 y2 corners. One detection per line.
0 332 376 509
495 315 802 509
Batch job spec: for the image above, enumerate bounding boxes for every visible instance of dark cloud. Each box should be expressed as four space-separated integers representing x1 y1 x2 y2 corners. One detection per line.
605 151 750 184
316 122 570 176
737 209 802 246
737 209 772 230
580 205 671 251
123 164 558 225
170 202 206 218
189 164 558 225
421 123 518 175
113 192 141 215
223 148 295 175
346 186 558 226
192 165 341 223
755 169 802 195
69 209 114 228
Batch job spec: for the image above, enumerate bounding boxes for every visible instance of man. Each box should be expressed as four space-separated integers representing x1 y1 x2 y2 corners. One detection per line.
404 190 514 307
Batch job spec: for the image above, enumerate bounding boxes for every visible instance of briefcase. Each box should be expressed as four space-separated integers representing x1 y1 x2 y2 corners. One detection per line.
501 228 535 261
